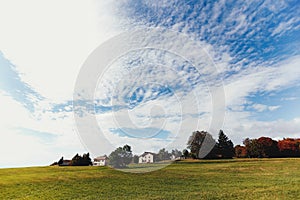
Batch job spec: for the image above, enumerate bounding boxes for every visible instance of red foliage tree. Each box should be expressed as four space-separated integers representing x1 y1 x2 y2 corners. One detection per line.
234 145 247 158
278 138 300 157
257 137 279 158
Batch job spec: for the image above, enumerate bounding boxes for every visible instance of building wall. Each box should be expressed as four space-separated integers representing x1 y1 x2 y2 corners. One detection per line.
93 159 106 166
139 153 154 163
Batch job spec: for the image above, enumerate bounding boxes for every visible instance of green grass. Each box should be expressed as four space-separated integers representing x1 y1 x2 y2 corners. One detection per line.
1 158 300 199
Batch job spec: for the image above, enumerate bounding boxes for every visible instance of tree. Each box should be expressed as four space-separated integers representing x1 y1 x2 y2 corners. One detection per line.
71 153 82 166
157 148 171 161
133 155 139 164
234 145 247 158
82 153 92 166
217 130 235 159
187 131 216 159
182 149 189 158
70 153 92 166
58 157 64 165
278 138 300 157
243 138 263 158
243 137 281 158
109 145 133 168
50 161 58 166
257 137 279 158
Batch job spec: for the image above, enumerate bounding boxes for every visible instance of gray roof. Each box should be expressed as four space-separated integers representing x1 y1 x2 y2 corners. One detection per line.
94 155 108 161
140 152 156 157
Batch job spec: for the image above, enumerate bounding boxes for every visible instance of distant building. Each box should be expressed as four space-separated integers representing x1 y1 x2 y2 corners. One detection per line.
170 155 176 160
139 152 155 163
93 155 108 166
59 160 71 166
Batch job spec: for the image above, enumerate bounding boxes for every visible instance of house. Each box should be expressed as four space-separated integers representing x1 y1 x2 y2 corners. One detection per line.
139 152 155 163
93 155 108 166
170 155 183 161
59 160 71 166
170 154 176 160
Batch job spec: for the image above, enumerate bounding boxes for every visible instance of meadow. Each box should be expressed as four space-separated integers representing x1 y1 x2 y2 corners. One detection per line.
1 158 299 199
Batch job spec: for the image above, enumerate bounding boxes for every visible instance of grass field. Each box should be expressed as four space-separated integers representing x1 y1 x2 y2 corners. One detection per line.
1 158 300 199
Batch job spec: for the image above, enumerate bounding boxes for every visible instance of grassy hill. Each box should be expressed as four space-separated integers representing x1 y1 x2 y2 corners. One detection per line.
1 158 300 199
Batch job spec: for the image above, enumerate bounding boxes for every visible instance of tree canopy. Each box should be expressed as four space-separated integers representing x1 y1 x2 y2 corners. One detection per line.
187 130 216 159
109 144 133 168
70 153 92 166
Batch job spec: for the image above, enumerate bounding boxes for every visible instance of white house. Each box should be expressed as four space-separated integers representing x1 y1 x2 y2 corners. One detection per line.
139 152 155 163
93 155 108 166
170 154 176 160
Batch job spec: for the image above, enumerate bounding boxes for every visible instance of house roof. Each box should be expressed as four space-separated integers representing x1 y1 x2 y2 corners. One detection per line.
139 152 156 157
94 155 108 161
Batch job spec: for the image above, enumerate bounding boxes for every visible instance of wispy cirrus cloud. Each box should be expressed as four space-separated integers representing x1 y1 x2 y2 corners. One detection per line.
101 0 300 147
0 52 43 111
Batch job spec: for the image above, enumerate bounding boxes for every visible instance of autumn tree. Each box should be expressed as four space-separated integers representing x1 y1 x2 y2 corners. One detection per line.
234 145 247 158
278 138 300 157
257 137 279 158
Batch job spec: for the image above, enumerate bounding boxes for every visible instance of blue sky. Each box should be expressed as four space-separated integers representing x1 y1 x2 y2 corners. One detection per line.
0 0 299 168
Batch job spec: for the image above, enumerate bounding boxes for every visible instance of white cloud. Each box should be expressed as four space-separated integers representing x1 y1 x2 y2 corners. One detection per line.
0 91 86 168
0 0 122 102
0 0 124 167
281 97 297 101
223 56 300 111
268 105 280 111
223 114 300 145
272 17 300 37
251 104 280 112
252 104 268 112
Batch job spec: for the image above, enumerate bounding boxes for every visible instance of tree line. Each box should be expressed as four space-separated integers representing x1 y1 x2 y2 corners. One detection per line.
108 145 183 168
185 130 300 159
186 130 235 159
237 137 300 158
51 153 92 166
52 130 300 168
73 131 300 168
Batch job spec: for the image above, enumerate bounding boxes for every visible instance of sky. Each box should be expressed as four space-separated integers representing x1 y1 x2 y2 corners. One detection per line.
0 0 299 168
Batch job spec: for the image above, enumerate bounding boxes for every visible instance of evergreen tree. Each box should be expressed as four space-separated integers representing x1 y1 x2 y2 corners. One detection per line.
58 157 64 165
217 130 235 158
71 154 82 166
70 153 92 166
82 153 92 166
182 149 189 158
